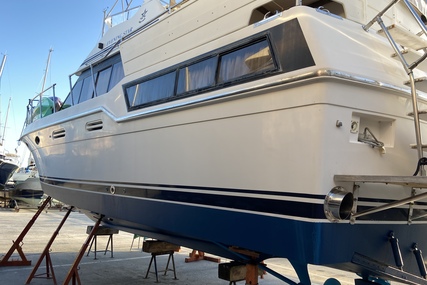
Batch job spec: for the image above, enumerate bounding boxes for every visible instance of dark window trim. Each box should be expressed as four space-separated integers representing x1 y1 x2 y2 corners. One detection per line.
176 55 218 96
124 32 278 111
61 53 124 110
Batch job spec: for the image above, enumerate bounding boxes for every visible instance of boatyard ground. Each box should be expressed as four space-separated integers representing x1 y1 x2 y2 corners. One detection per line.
0 208 395 285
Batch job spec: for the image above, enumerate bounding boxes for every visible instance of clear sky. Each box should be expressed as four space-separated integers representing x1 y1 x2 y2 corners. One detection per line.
0 1 111 164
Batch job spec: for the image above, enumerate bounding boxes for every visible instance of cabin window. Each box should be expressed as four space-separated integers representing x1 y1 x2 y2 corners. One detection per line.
125 37 277 110
60 54 124 110
108 62 124 91
69 80 83 106
218 40 274 83
78 76 94 103
95 67 112 96
126 71 176 107
177 57 217 94
95 61 125 96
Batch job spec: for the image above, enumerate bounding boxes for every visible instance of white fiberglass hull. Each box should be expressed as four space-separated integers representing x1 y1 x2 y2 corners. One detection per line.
20 1 427 284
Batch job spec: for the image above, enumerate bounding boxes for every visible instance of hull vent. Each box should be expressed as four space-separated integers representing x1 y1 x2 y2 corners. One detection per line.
86 120 103 131
52 129 65 139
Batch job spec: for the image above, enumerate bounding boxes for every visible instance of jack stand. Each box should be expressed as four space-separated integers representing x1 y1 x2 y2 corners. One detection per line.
63 215 103 285
25 206 74 285
185 250 221 263
0 196 52 267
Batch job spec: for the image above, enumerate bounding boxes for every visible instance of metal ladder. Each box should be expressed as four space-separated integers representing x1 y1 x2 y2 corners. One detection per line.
363 0 427 174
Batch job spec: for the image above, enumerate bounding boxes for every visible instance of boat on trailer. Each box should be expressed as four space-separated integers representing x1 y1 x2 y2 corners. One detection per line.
20 0 427 284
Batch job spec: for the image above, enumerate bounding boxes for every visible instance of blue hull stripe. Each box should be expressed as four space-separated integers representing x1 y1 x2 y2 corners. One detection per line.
41 176 427 221
41 176 326 219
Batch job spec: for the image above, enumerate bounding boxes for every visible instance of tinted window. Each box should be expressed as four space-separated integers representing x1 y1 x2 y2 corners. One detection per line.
60 54 124 109
126 85 138 107
218 40 274 83
78 76 94 103
108 62 124 91
95 67 112 96
68 80 84 106
177 57 217 94
126 71 176 108
125 37 278 111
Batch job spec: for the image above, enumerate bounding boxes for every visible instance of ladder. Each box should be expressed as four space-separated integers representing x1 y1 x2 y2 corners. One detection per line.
363 0 427 175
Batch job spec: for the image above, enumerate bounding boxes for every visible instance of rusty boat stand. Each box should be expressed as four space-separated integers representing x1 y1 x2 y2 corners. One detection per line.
25 206 74 284
1 196 295 285
0 195 105 285
62 215 103 285
0 196 53 267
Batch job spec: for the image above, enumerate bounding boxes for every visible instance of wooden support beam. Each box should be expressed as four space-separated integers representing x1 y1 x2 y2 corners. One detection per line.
0 196 52 267
63 215 103 285
25 206 74 285
185 250 221 263
245 263 259 285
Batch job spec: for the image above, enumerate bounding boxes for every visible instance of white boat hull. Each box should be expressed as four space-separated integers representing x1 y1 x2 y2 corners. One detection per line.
20 1 427 283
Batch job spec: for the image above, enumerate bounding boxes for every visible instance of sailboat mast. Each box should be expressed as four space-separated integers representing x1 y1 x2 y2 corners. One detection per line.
0 54 6 80
0 54 6 147
1 98 11 147
40 48 53 98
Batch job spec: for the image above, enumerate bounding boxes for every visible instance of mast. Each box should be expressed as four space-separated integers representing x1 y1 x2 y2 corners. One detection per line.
0 54 6 148
0 54 6 81
1 98 11 147
40 48 53 98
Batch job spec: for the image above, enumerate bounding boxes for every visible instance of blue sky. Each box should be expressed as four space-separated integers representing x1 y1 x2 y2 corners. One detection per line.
0 1 111 163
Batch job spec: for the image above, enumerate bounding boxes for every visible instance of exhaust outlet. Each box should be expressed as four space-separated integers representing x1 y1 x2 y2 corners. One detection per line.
324 186 354 222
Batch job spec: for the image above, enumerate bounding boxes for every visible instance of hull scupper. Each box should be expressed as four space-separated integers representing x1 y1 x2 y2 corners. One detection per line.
20 0 427 284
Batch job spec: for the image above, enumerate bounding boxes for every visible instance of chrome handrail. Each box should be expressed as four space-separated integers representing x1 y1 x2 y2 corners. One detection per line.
25 84 57 125
364 0 427 171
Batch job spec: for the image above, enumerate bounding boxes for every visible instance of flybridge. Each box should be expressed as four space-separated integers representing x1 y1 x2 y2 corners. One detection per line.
78 0 169 73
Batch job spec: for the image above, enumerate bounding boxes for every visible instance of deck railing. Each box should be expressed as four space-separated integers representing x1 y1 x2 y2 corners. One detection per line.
24 84 60 126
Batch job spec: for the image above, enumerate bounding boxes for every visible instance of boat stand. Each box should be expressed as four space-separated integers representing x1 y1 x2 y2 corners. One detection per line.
143 240 180 282
0 196 52 267
144 251 178 283
86 226 118 259
63 215 103 285
25 206 74 285
215 244 302 285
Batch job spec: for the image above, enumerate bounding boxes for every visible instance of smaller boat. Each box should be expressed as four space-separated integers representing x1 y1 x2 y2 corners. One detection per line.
0 154 20 206
0 55 20 201
11 164 38 184
6 164 43 206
